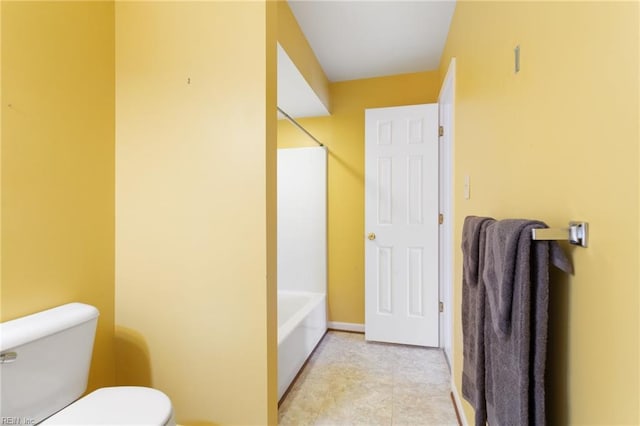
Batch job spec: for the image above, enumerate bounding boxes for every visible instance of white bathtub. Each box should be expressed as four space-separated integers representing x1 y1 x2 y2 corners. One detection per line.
278 291 327 401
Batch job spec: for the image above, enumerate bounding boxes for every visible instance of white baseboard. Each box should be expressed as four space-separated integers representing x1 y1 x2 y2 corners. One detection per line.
451 379 468 426
327 321 364 333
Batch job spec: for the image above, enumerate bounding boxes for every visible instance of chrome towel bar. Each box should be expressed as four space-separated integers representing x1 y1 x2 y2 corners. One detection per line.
531 222 588 247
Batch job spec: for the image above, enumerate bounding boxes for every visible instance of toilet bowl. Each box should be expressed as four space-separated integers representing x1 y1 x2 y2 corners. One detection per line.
41 387 175 425
0 303 175 425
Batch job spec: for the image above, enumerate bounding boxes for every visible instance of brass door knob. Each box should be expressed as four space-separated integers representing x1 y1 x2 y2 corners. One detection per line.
367 232 376 241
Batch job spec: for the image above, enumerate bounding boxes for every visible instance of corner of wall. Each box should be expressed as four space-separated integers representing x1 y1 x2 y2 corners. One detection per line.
115 2 276 423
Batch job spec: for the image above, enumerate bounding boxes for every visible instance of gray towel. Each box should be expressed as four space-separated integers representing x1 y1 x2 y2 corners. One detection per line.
483 219 572 426
461 215 495 426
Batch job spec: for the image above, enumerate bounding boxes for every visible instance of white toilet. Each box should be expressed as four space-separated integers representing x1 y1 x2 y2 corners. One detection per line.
0 303 175 425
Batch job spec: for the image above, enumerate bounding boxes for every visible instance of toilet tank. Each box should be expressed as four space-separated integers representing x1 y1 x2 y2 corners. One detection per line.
0 303 99 424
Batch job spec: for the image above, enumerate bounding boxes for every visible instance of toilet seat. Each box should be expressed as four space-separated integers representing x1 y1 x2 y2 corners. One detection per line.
41 386 174 425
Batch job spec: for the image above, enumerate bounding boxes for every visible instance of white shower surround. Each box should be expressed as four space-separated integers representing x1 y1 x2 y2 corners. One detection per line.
277 147 327 401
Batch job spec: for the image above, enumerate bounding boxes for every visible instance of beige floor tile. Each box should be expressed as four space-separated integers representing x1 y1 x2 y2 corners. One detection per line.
392 398 458 425
279 331 458 426
279 396 319 426
392 385 458 425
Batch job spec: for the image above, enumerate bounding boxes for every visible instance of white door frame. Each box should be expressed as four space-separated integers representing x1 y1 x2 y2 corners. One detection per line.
438 58 456 367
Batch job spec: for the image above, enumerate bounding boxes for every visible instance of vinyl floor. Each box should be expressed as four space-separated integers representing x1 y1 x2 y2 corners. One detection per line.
278 330 459 426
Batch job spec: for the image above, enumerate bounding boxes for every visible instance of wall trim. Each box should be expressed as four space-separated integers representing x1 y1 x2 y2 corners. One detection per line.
451 378 469 426
327 321 365 333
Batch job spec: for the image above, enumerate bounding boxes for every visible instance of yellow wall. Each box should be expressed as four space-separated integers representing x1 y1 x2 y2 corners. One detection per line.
1 1 116 391
278 71 441 324
440 1 639 424
277 0 330 112
115 2 277 425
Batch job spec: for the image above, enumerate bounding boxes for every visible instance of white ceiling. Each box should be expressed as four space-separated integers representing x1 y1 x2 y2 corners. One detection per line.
277 0 456 118
288 0 456 82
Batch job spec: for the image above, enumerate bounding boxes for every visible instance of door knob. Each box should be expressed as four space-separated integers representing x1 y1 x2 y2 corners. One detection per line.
367 232 376 241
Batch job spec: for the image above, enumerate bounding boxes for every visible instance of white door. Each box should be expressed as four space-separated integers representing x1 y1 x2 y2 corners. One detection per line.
364 104 439 347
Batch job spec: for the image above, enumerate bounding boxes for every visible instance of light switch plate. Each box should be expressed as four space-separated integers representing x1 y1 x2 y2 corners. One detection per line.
464 175 471 200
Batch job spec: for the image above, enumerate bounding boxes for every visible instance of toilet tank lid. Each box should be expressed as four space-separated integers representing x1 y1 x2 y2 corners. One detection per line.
0 303 99 352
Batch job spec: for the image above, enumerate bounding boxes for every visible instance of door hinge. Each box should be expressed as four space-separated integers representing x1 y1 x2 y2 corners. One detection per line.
439 213 444 225
438 125 444 137
439 301 444 313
